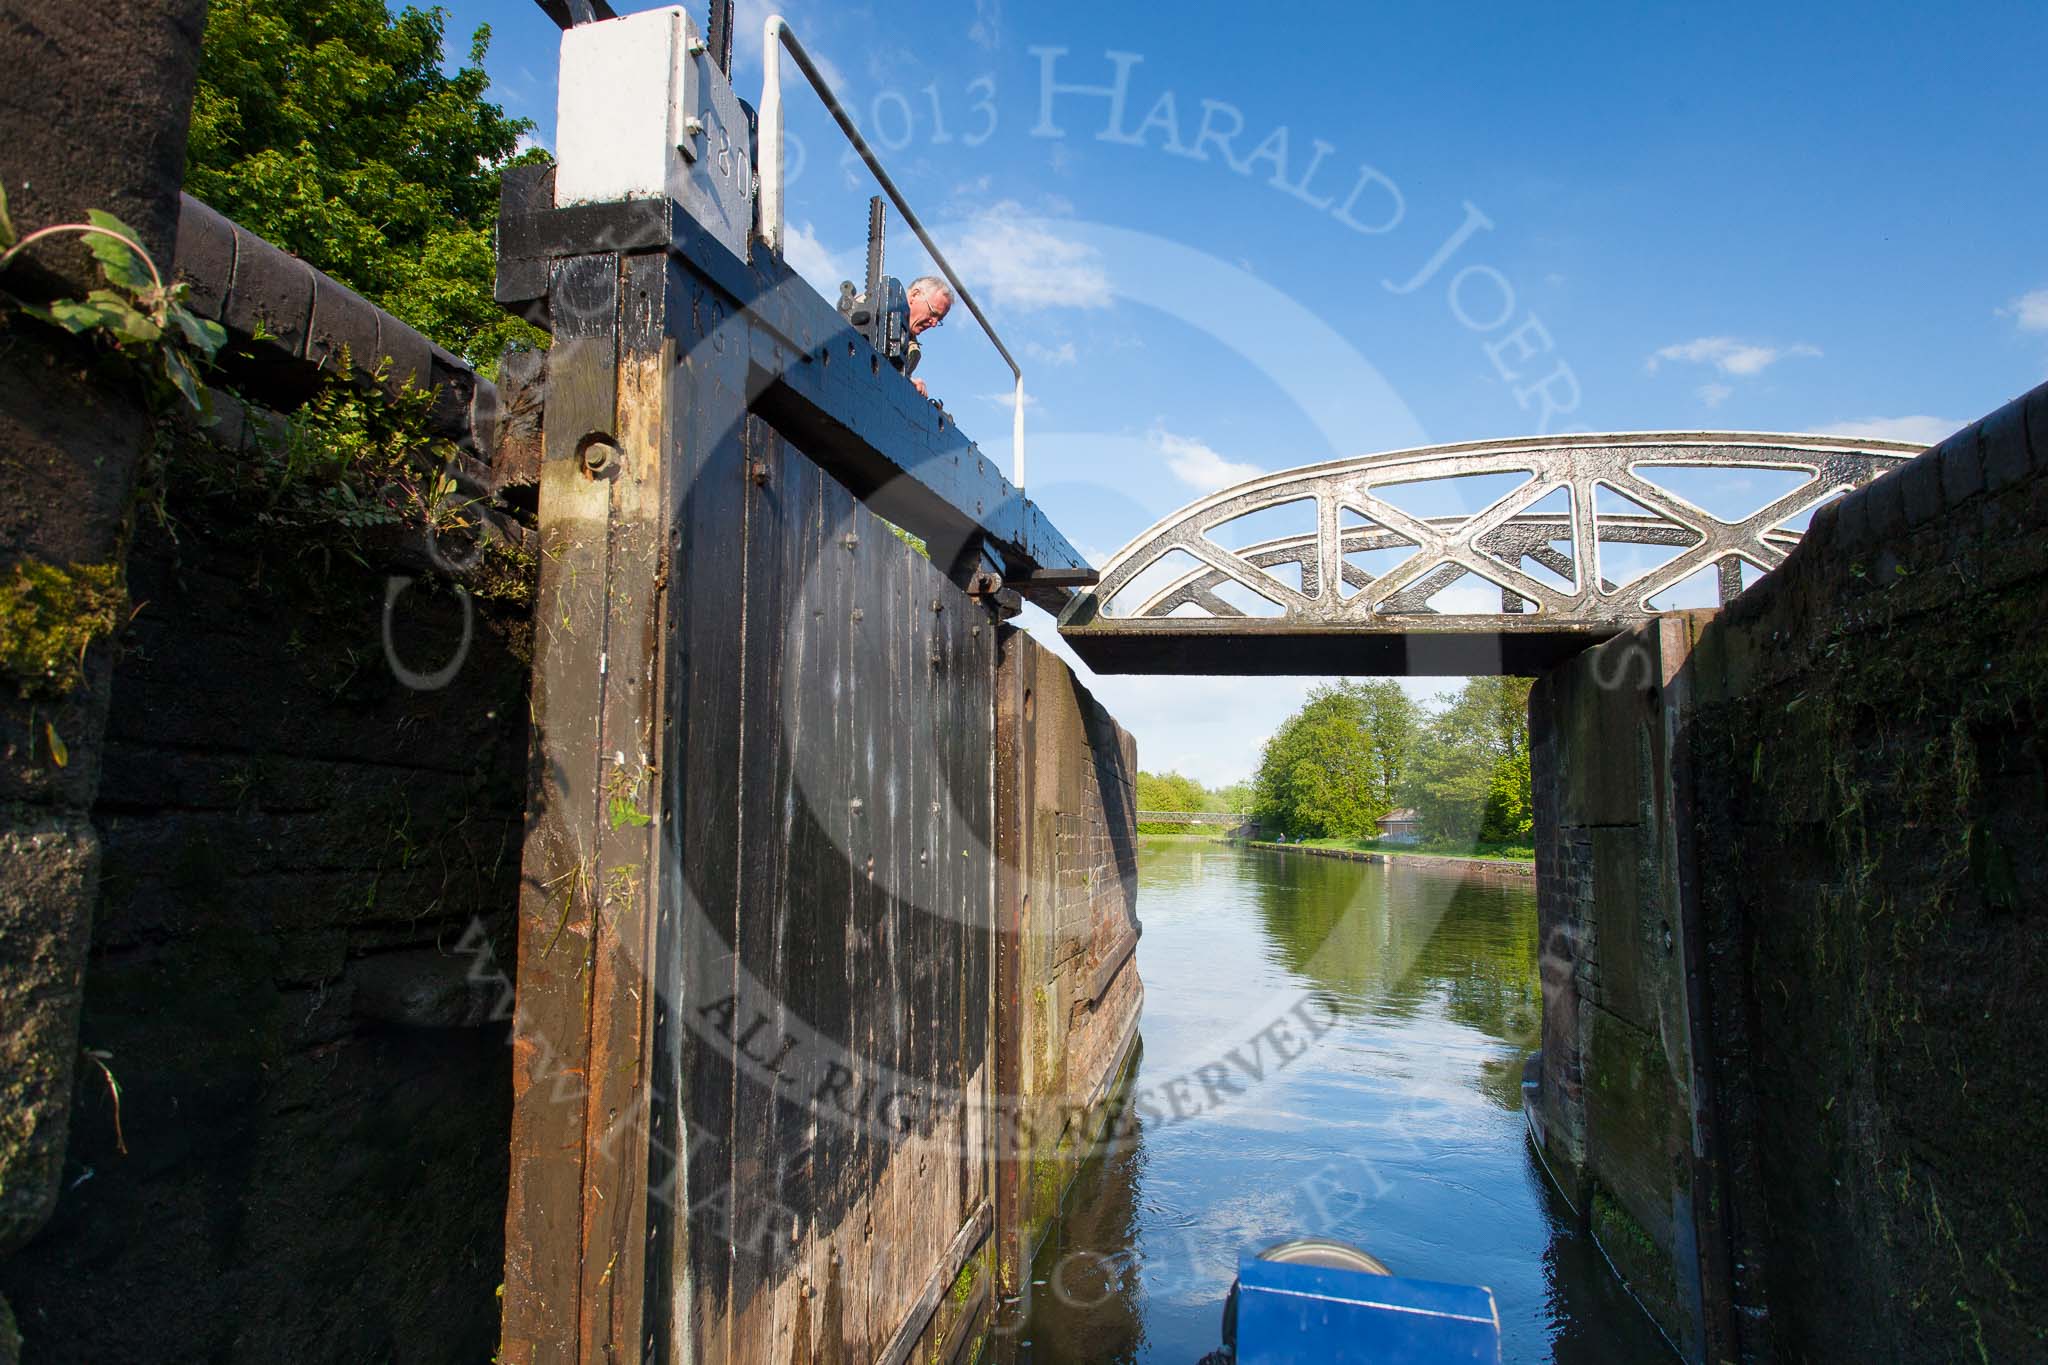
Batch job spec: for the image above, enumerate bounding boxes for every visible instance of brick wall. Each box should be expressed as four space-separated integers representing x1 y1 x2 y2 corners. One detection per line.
0 502 532 1360
0 130 529 1356
1685 381 2048 1362
1532 380 2048 1363
0 12 207 1361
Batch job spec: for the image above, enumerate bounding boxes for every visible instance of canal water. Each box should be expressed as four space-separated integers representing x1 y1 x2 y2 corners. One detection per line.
1002 838 1673 1364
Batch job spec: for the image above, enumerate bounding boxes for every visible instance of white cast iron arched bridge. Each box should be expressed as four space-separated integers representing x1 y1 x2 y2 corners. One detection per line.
1057 432 1920 675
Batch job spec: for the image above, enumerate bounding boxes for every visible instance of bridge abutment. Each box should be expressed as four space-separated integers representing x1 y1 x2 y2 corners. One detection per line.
1530 615 1728 1361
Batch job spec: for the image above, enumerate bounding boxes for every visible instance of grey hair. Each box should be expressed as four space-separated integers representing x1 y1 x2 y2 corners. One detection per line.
907 274 951 300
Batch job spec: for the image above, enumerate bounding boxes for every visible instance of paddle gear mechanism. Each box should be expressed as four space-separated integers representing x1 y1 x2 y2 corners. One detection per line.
837 195 920 381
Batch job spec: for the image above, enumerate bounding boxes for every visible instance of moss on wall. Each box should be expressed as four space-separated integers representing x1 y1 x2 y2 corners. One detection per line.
1689 439 2048 1361
0 490 528 1362
1593 1188 1676 1317
1583 1018 1687 1342
0 559 124 701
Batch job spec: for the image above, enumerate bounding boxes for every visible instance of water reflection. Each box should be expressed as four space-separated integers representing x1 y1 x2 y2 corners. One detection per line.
1001 840 1668 1364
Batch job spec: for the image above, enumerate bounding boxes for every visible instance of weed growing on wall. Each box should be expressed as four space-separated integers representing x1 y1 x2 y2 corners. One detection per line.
147 355 536 613
165 360 453 547
0 183 226 417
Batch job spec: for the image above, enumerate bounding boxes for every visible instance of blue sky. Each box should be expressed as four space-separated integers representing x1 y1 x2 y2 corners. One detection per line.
444 0 2048 784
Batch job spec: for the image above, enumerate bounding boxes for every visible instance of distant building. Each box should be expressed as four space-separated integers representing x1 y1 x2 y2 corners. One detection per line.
1377 808 1422 844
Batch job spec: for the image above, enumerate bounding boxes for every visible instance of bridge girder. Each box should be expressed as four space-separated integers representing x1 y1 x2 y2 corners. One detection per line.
1058 432 1920 675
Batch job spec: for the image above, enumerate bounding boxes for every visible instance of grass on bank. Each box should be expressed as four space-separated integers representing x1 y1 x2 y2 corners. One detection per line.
1134 826 1535 862
1283 835 1536 862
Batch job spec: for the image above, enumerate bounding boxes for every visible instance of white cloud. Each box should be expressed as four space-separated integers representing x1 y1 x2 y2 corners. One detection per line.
1999 288 2048 333
1697 382 1733 407
1149 427 1262 493
946 203 1112 311
780 221 849 298
732 0 776 65
732 0 849 93
1649 336 1822 377
1820 416 1960 447
1025 340 1078 367
981 390 1040 410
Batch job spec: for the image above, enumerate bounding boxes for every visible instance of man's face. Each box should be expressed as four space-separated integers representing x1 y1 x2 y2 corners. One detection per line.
909 287 951 337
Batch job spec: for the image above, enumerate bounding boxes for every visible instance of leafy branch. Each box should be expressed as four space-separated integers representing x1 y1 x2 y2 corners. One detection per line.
0 181 226 416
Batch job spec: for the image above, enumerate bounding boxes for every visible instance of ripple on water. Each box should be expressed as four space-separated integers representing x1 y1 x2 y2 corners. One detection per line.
1001 840 1673 1365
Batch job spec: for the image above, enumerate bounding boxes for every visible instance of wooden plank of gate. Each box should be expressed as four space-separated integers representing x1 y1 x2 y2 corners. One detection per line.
672 269 752 1365
771 430 835 1364
941 561 996 1356
938 1281 991 1365
863 495 905 1351
990 628 1031 1297
870 490 907 1357
1083 928 1140 1009
933 572 972 1349
830 470 878 1359
638 263 686 1365
576 248 671 1360
907 534 944 1348
503 250 619 1365
895 536 945 1347
729 408 800 1353
871 1202 995 1365
964 585 995 1243
922 598 957 1365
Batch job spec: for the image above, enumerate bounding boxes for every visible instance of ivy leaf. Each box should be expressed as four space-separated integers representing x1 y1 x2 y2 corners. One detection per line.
166 303 227 361
84 210 152 293
45 722 68 768
0 179 14 249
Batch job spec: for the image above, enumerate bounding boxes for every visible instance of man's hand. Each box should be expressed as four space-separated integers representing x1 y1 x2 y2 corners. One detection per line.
913 378 929 397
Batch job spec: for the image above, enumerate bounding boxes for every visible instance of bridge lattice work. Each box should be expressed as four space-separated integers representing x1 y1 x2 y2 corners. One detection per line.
1058 432 1919 675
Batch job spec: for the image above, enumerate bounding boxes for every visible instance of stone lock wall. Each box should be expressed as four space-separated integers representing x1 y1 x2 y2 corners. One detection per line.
0 9 208 1362
1686 382 2048 1363
0 25 532 1349
1533 379 2048 1363
1529 618 1711 1360
0 506 534 1363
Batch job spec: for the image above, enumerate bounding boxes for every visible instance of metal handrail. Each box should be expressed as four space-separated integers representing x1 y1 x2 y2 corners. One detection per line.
758 15 1028 487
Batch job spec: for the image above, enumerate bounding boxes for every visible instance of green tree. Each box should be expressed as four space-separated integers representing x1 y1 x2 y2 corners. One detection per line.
1408 676 1535 846
1136 770 1208 813
185 0 546 370
1252 681 1420 839
1208 780 1255 815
